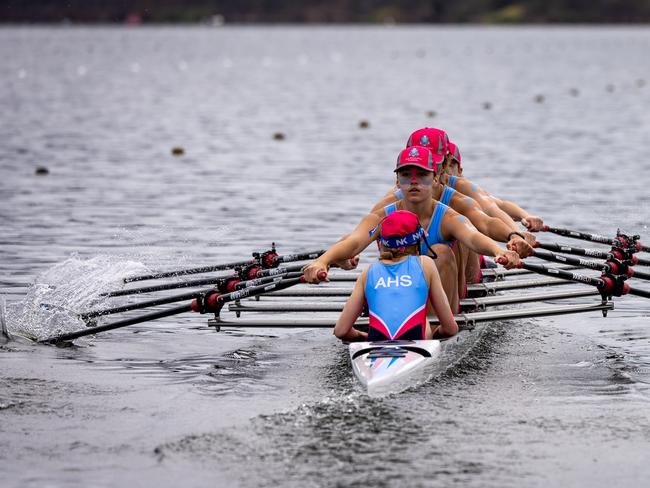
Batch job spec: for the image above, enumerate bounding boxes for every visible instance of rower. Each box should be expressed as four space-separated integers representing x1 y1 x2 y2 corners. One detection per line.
377 127 534 291
410 127 545 233
333 210 458 342
303 145 522 313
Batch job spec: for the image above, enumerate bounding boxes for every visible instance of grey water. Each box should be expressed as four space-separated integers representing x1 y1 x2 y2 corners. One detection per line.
1 25 650 487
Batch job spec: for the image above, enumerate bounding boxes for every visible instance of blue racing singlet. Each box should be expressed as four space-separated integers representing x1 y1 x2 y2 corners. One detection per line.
383 202 453 253
448 175 459 189
393 188 404 200
365 256 428 341
439 186 455 206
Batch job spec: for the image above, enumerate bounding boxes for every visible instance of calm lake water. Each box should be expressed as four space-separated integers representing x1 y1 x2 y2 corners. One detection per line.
1 25 650 487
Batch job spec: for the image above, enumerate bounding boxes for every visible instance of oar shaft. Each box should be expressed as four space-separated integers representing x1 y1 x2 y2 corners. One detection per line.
87 272 304 318
538 242 650 267
521 262 605 288
544 226 613 245
106 274 232 297
629 287 650 299
124 259 255 283
532 249 604 271
42 304 194 343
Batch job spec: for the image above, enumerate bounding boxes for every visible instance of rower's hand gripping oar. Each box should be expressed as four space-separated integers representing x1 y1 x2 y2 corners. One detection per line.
543 226 649 253
123 244 325 283
40 272 327 344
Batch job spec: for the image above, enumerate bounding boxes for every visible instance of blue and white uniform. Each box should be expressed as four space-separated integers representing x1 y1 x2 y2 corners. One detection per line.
447 175 459 189
383 202 453 252
365 256 428 341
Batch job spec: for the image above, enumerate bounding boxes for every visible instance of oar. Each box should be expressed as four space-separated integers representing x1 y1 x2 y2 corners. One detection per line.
543 226 648 252
123 248 325 283
531 249 650 281
228 288 600 314
208 301 614 329
519 262 650 299
41 273 324 344
103 264 304 297
82 272 303 319
536 242 650 267
263 276 573 299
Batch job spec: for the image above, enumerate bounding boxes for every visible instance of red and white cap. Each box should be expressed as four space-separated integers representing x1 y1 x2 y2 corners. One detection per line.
379 210 425 249
394 146 438 173
406 127 449 159
448 141 462 166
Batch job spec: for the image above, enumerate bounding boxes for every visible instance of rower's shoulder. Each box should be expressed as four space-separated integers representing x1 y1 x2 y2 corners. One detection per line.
454 177 481 194
450 190 479 210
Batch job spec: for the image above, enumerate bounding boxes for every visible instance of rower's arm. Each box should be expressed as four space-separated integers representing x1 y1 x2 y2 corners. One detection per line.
441 210 521 268
334 273 368 342
453 195 514 242
421 257 458 337
453 195 533 257
493 197 545 231
303 213 382 283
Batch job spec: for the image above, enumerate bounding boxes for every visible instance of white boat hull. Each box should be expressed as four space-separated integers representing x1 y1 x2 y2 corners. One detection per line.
349 329 482 396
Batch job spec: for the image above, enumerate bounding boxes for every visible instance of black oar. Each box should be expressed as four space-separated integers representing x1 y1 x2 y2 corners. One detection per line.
41 273 325 344
544 226 648 252
83 272 303 319
209 301 614 329
123 248 325 283
104 264 304 298
531 249 650 281
520 262 650 299
536 242 650 267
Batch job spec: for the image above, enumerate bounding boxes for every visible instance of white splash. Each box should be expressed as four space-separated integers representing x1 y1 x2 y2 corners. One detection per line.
4 255 147 342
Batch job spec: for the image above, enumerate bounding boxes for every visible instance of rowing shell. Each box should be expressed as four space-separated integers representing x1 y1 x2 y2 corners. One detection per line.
349 326 484 396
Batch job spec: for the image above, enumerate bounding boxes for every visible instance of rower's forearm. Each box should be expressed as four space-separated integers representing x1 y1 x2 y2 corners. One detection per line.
465 233 504 258
471 213 515 243
497 199 528 221
320 238 365 267
485 202 520 231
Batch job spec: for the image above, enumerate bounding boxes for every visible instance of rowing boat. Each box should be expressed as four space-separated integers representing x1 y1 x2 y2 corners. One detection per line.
349 325 484 396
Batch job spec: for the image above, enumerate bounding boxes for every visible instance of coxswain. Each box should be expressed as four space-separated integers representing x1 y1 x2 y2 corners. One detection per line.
334 210 458 342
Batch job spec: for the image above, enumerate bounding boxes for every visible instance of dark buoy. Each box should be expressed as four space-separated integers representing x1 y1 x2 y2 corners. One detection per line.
426 110 436 118
637 79 646 88
171 147 185 156
606 84 615 93
482 102 492 110
534 94 545 103
273 132 285 140
359 120 370 129
569 88 579 97
35 166 49 175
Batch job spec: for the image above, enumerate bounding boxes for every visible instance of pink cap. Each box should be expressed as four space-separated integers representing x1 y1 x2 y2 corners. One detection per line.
448 141 462 166
394 146 439 173
379 210 425 249
406 127 449 158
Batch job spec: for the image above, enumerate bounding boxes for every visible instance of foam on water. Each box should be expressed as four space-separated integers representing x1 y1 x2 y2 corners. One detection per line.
5 255 147 341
